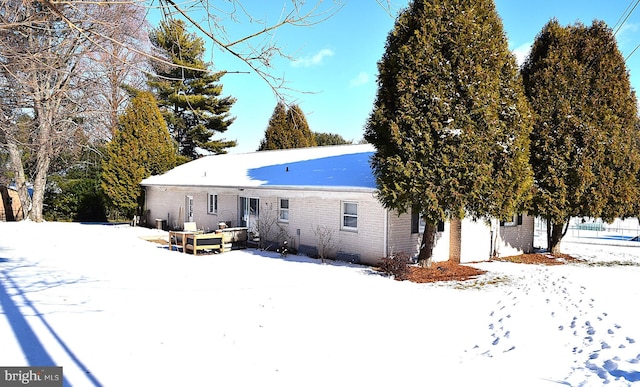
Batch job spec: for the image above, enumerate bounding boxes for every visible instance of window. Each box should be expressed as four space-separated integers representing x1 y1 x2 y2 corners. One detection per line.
207 193 218 214
342 202 358 230
411 212 445 233
185 196 194 222
501 214 523 227
279 198 289 222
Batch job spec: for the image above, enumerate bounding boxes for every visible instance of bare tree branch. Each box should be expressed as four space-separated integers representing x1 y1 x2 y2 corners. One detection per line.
31 0 346 98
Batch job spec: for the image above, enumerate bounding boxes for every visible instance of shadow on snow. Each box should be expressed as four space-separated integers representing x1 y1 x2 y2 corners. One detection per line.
0 260 102 387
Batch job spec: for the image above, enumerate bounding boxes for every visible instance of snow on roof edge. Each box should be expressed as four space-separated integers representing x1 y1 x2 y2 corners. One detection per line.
140 144 377 189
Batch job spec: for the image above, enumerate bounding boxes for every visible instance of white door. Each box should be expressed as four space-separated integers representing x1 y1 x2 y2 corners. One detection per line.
240 197 259 232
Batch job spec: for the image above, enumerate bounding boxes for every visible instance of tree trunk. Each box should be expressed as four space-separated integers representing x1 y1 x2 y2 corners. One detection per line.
7 140 31 220
29 113 53 222
30 154 50 222
549 221 565 255
417 221 437 268
546 217 552 253
449 217 462 263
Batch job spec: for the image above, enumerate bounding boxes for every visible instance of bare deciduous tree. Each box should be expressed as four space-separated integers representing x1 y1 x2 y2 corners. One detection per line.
254 202 292 250
0 1 126 221
0 77 31 220
83 2 152 140
0 0 344 222
311 225 338 264
18 0 345 97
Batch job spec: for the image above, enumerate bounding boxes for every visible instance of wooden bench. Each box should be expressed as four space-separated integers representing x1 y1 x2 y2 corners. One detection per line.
185 233 224 255
217 227 248 250
169 230 202 252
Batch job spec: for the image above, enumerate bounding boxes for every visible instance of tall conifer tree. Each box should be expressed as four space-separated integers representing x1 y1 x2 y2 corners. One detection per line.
259 102 289 151
365 0 533 266
286 104 316 148
521 20 640 254
149 19 236 159
101 92 176 217
258 102 317 150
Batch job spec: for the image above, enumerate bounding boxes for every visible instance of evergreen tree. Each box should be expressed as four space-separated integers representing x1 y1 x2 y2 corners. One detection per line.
259 102 289 150
521 20 640 254
314 132 352 146
149 19 236 159
365 0 533 266
258 102 317 150
101 91 176 217
286 104 316 148
44 145 108 222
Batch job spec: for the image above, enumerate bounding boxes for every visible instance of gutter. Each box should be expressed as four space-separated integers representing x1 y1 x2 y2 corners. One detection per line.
139 183 377 194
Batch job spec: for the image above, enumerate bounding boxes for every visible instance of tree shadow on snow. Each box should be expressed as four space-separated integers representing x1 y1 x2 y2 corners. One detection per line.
0 261 103 387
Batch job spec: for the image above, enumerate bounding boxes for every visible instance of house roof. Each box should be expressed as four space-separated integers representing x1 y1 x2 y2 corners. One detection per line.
140 144 377 191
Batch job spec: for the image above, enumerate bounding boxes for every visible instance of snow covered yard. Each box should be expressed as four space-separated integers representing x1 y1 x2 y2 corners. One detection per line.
0 222 639 386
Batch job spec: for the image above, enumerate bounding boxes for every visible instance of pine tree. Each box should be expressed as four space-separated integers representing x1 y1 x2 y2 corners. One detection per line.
101 91 177 217
521 20 640 254
259 102 289 150
286 104 316 148
149 19 236 159
258 102 317 150
365 0 533 266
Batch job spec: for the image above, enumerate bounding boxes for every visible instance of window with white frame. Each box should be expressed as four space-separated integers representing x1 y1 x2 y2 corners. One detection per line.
279 198 289 222
411 212 445 233
207 193 218 214
501 214 522 227
342 202 358 230
418 216 426 233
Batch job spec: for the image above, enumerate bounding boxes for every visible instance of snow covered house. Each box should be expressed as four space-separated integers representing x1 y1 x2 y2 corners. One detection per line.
140 144 534 265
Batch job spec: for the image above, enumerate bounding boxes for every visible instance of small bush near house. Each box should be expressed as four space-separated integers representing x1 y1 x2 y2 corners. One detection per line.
378 252 411 280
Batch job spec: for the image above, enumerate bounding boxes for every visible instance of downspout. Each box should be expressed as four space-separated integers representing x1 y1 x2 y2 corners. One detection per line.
383 208 389 257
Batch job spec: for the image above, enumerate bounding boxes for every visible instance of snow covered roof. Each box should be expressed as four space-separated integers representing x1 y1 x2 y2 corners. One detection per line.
140 143 377 191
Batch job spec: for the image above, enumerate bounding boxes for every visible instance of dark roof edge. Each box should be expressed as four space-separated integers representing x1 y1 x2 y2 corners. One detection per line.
140 183 377 193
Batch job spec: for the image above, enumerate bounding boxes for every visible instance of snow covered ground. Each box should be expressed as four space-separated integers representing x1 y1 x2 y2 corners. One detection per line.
0 221 639 386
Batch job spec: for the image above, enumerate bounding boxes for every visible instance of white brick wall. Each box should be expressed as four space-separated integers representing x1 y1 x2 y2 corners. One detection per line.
385 211 450 262
496 214 535 256
143 186 243 232
144 185 388 265
459 218 492 262
144 185 533 265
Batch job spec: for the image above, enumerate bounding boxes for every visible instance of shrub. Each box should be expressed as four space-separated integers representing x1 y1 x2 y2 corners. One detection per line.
378 252 411 280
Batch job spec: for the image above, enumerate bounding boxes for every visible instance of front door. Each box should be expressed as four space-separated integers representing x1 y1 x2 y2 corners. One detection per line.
239 197 259 232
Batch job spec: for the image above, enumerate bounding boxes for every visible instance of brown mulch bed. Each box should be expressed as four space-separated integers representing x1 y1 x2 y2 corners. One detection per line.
405 260 486 283
404 253 580 283
491 253 580 265
146 236 578 284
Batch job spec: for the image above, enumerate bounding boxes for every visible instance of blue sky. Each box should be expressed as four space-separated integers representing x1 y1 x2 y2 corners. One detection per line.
190 1 640 154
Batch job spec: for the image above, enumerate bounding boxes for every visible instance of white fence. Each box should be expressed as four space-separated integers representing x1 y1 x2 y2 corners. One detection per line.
535 217 640 249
